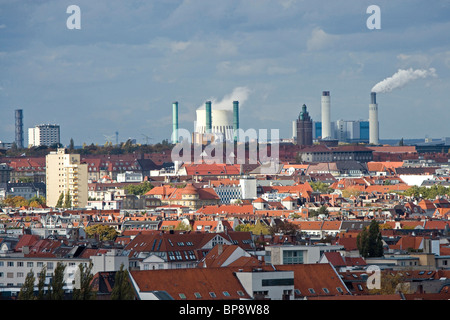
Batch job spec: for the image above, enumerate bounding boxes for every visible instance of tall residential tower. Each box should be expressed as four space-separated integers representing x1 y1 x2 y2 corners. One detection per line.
46 148 88 208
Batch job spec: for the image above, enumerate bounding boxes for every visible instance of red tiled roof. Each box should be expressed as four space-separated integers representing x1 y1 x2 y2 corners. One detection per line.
130 268 251 300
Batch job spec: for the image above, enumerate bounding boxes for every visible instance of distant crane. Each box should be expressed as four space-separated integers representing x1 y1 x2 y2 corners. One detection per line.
141 134 153 145
103 134 115 145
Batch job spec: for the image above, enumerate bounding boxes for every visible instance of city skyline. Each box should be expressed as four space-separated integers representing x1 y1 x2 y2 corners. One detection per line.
1 1 450 146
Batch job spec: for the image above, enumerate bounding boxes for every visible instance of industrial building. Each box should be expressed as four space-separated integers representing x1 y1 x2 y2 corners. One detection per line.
28 124 61 147
313 120 369 143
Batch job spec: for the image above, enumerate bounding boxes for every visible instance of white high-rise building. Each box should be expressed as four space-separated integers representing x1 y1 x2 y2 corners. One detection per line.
28 124 60 147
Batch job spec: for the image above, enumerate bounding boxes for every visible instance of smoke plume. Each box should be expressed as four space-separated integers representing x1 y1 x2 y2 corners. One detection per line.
371 68 437 93
197 86 250 110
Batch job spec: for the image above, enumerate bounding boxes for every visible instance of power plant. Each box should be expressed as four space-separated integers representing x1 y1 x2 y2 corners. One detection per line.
194 102 238 143
171 99 240 145
369 92 379 145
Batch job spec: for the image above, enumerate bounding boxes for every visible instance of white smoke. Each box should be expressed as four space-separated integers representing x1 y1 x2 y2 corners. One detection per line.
371 68 437 93
197 86 250 110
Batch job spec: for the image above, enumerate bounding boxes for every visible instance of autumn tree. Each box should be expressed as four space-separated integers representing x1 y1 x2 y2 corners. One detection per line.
85 224 119 241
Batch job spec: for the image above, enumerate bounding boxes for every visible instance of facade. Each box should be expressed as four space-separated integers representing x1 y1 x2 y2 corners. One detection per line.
0 163 11 184
295 104 313 146
0 256 89 295
28 124 60 147
264 244 344 265
314 120 369 143
298 145 373 163
0 182 46 200
46 148 88 208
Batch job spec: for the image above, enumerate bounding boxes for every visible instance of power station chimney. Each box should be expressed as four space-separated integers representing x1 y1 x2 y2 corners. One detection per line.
15 109 24 149
205 101 212 134
369 92 379 145
321 91 331 139
172 101 178 144
233 101 239 142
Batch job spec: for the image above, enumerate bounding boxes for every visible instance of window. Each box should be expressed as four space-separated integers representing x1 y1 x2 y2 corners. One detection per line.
179 293 186 299
322 288 330 294
7 262 14 267
308 288 315 294
194 292 202 299
17 262 24 267
336 287 343 293
209 292 216 298
283 250 303 264
237 291 245 297
223 291 230 297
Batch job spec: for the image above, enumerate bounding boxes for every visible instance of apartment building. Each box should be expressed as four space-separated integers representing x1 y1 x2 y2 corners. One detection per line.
46 148 88 208
28 124 60 147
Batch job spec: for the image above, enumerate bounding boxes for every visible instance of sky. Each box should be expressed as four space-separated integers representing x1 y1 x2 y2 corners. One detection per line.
1 0 450 147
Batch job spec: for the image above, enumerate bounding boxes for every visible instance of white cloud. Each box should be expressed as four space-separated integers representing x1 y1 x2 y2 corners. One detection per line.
306 27 339 51
197 87 251 110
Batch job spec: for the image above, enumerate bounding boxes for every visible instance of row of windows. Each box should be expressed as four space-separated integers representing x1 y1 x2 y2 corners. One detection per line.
0 261 54 269
179 290 244 299
294 287 344 295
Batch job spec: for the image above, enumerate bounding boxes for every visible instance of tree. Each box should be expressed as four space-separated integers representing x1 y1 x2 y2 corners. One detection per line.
310 181 334 194
269 220 299 236
18 270 35 300
85 224 119 241
175 220 192 231
369 271 407 295
47 262 66 300
56 192 64 208
72 263 95 300
37 265 47 300
357 220 384 258
63 192 72 208
111 264 135 300
123 181 154 195
69 138 75 151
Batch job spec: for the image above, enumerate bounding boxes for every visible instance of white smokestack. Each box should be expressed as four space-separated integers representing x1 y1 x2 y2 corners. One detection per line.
321 91 331 139
371 68 436 93
369 92 379 145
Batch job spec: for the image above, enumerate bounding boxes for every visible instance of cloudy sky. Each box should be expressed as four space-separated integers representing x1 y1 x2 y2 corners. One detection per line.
1 0 450 146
